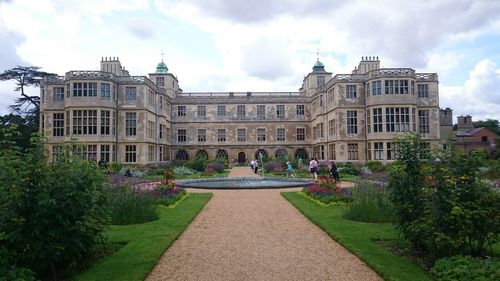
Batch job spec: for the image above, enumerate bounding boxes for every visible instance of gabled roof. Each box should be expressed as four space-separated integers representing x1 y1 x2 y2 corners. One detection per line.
455 127 483 137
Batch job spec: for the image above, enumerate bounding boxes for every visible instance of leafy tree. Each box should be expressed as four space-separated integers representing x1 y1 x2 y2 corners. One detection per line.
0 113 38 150
390 133 500 260
0 135 109 280
389 133 426 249
0 66 55 115
473 119 500 135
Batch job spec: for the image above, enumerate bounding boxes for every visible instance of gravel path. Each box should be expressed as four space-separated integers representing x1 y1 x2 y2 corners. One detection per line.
145 167 382 281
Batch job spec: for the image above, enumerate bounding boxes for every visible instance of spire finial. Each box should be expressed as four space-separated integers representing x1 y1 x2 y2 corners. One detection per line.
161 49 164 62
316 48 320 62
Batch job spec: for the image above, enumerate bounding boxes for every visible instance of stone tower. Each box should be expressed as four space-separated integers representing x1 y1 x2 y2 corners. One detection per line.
457 115 473 130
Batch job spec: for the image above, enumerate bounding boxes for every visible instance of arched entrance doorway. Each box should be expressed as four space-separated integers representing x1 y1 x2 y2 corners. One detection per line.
255 149 268 161
175 149 189 161
294 148 308 161
215 149 229 161
275 148 288 161
196 149 209 159
237 152 246 164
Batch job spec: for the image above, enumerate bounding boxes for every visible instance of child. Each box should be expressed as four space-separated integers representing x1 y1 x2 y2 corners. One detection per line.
286 161 295 178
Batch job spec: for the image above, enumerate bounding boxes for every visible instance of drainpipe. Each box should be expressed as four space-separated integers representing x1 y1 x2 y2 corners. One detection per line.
114 84 119 163
169 91 173 162
154 87 158 166
364 106 368 164
324 100 328 161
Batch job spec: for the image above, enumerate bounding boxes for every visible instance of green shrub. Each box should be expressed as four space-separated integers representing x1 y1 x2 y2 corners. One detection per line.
107 186 159 225
0 139 108 279
145 164 171 176
338 162 362 175
366 160 386 173
109 162 123 173
481 159 500 179
390 133 500 260
173 165 194 176
0 266 37 281
118 167 146 177
431 255 500 281
189 155 207 172
344 180 395 223
0 246 37 281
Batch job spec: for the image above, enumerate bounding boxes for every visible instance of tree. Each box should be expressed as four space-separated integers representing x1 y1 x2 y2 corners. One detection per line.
0 136 109 280
473 119 500 135
0 113 38 150
390 133 500 260
0 66 56 115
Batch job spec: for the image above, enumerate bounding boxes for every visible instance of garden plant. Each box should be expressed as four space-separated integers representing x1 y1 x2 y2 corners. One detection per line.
390 133 500 260
0 136 108 280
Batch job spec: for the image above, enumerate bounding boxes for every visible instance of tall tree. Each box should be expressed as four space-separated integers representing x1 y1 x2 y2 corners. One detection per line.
473 119 500 135
0 113 38 150
0 66 56 115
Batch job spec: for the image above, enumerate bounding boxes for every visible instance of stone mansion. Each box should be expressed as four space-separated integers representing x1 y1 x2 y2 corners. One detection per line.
40 56 441 165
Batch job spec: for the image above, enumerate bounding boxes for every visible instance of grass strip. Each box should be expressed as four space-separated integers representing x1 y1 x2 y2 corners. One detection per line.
165 192 189 209
282 191 431 281
297 191 349 207
75 193 212 281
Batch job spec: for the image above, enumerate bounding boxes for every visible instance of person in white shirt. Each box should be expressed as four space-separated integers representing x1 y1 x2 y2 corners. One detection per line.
309 158 319 180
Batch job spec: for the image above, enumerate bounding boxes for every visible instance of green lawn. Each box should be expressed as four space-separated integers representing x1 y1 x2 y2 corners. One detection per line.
75 193 212 281
282 192 431 281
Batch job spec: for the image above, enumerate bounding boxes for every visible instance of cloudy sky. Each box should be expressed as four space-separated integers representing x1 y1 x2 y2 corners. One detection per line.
1 0 500 121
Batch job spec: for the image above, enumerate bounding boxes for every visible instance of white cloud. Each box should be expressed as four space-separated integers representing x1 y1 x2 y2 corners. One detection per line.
440 59 500 121
425 52 465 79
172 0 344 23
464 59 500 104
1 0 500 120
156 0 500 69
124 19 156 39
240 37 293 80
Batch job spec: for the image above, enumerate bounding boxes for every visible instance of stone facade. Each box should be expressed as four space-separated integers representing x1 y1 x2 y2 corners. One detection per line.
40 56 441 164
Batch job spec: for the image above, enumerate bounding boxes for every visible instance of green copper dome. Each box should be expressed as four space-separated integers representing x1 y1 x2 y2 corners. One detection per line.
312 58 326 72
156 61 168 74
314 60 324 68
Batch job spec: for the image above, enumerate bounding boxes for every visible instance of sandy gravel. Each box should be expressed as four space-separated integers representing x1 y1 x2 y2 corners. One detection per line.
145 167 382 281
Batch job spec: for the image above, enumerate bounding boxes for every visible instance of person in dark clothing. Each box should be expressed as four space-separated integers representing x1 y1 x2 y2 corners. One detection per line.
330 161 340 182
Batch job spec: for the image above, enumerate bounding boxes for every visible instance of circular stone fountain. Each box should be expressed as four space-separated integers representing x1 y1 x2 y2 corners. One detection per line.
175 177 315 190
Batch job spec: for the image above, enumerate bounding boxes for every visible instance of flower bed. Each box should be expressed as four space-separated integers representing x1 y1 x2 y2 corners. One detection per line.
302 177 353 205
108 174 186 225
359 172 389 188
107 173 151 188
133 179 186 206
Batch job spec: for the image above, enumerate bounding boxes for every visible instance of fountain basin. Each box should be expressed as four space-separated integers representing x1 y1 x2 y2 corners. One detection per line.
176 177 315 189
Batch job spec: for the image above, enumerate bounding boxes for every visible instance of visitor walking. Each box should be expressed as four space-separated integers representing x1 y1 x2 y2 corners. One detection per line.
309 158 319 180
330 161 340 182
251 159 259 174
250 160 256 172
286 161 295 178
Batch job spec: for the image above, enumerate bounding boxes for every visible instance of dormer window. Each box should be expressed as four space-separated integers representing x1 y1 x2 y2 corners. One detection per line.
317 76 325 86
156 77 165 86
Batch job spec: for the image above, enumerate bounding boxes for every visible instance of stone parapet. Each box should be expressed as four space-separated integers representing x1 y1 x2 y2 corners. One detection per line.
368 68 415 78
